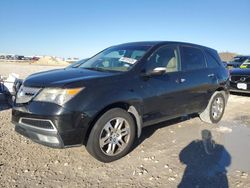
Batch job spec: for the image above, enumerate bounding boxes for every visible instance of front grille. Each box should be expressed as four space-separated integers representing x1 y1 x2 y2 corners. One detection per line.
19 118 56 131
231 75 250 83
16 85 41 104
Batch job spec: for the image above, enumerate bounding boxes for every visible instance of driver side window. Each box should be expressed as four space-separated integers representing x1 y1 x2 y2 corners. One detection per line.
147 46 179 73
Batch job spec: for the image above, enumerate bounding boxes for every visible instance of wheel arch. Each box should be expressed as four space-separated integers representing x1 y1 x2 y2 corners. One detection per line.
215 87 229 104
83 102 142 145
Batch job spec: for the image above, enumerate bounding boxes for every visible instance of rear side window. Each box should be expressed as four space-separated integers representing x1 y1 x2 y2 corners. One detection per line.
181 46 206 71
205 50 221 68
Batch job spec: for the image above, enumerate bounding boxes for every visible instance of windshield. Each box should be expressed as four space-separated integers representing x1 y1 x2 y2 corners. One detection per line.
231 56 248 63
66 58 88 68
79 45 150 72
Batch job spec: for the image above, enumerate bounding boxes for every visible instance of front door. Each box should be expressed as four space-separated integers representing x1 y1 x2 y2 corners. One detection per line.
141 45 190 126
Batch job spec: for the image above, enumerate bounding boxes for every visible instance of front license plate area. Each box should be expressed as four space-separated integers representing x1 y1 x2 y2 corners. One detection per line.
237 83 247 90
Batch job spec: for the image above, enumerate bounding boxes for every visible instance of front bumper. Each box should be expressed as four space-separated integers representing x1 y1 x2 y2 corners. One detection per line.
15 119 64 148
12 101 91 148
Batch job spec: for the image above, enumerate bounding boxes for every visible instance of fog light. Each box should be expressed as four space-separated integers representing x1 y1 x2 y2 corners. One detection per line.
36 134 59 144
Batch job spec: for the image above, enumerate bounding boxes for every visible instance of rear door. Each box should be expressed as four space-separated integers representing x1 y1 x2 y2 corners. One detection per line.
179 45 212 113
204 49 228 98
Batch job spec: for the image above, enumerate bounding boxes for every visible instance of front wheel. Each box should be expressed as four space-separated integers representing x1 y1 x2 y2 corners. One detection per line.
86 108 136 162
199 91 226 124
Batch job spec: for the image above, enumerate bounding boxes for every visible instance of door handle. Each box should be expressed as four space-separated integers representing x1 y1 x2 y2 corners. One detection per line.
176 78 186 83
208 73 215 77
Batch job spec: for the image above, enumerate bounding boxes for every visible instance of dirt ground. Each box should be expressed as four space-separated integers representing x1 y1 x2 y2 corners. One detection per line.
0 62 65 78
0 63 250 187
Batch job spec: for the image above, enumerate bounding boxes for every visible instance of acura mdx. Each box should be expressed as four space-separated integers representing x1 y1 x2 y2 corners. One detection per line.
12 41 229 162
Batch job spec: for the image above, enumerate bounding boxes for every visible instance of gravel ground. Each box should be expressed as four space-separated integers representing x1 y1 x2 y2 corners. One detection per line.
0 63 250 187
0 62 65 79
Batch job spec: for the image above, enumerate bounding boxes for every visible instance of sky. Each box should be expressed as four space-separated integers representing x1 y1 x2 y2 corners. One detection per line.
0 0 249 58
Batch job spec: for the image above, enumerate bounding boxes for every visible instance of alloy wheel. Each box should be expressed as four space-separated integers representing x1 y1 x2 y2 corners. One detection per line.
99 117 130 156
211 96 224 120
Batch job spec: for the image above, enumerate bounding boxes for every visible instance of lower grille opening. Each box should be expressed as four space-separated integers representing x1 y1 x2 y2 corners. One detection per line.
20 118 55 130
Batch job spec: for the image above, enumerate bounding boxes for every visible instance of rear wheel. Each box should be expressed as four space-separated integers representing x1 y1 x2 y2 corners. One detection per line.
86 108 136 162
199 91 226 124
6 93 14 107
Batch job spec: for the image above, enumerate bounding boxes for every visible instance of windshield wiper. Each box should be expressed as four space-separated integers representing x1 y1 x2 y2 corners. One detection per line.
83 67 111 72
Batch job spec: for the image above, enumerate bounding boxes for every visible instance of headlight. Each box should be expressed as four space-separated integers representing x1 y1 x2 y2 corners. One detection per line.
34 87 84 105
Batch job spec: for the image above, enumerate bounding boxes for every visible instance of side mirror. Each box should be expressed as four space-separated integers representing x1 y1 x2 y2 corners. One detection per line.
149 67 167 76
141 67 167 77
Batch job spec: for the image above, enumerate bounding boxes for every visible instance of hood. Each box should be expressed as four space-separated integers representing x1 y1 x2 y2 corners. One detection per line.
230 68 250 75
23 68 115 87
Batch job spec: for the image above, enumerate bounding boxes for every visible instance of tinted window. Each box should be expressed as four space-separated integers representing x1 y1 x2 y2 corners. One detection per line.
205 51 220 68
181 46 206 71
147 46 179 73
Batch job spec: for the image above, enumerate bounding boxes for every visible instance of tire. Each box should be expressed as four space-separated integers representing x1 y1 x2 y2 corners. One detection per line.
199 91 226 124
86 108 136 163
6 94 13 107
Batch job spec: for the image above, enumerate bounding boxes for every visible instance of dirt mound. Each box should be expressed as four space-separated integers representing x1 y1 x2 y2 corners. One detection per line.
219 52 238 62
33 56 69 66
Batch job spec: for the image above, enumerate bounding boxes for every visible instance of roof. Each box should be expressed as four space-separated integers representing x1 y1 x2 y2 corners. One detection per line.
116 41 216 51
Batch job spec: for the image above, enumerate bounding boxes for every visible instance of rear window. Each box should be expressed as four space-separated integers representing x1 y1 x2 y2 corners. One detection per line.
181 46 206 71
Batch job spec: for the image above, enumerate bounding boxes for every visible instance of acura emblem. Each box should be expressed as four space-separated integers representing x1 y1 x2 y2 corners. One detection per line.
240 77 246 82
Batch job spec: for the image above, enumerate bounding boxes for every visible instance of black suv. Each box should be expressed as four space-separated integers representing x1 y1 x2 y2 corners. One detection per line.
12 42 229 162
